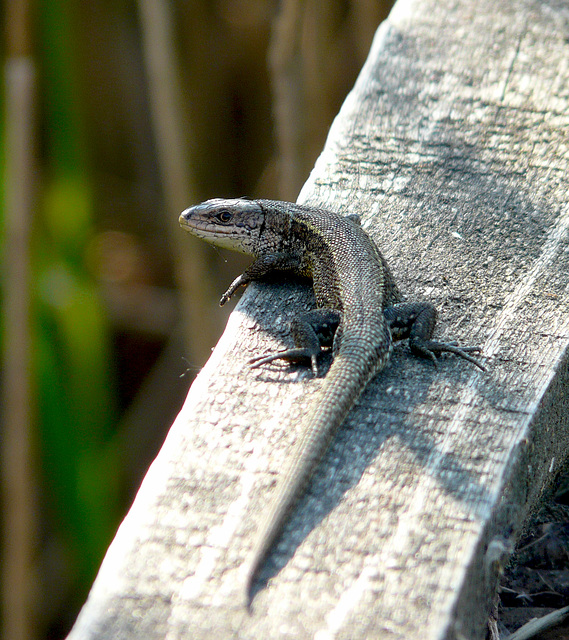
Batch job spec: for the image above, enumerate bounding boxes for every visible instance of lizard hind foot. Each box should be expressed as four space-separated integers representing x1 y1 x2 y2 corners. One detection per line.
410 338 486 371
249 347 320 376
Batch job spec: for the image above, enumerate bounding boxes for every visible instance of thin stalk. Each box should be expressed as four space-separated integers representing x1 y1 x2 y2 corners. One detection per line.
137 0 217 364
2 1 37 637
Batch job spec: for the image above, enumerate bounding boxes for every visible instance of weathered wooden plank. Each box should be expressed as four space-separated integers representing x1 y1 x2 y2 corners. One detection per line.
68 0 569 639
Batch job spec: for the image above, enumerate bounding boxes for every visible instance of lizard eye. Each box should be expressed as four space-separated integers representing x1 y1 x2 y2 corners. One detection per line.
215 210 233 224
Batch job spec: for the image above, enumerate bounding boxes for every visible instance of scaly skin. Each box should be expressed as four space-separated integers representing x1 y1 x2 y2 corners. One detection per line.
179 198 484 608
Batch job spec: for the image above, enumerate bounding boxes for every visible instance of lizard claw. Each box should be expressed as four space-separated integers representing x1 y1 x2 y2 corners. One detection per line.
249 347 321 375
249 351 289 369
310 355 319 376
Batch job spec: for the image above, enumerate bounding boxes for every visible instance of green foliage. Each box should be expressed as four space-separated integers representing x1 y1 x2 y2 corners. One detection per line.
32 0 121 586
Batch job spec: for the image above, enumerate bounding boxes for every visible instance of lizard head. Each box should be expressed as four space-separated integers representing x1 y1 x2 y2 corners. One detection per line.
179 198 264 256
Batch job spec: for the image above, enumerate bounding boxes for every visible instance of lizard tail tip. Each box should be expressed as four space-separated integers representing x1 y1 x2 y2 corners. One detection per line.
241 563 256 613
242 582 254 614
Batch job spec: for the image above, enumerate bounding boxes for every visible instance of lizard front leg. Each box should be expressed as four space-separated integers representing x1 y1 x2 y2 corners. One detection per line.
219 253 302 306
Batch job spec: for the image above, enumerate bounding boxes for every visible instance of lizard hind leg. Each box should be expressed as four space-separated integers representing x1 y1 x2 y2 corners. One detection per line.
384 301 486 371
249 308 341 376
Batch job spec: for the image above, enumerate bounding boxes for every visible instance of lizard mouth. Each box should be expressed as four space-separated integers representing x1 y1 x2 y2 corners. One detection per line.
179 213 254 254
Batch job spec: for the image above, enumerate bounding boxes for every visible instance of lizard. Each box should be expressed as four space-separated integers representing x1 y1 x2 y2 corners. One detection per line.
179 197 485 608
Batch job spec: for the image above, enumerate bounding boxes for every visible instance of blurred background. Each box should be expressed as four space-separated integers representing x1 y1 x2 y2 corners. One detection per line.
1 0 393 637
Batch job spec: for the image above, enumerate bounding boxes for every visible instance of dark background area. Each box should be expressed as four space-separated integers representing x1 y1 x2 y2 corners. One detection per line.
1 1 393 638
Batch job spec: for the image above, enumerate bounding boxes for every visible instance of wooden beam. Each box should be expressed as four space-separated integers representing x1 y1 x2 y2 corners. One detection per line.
68 0 569 638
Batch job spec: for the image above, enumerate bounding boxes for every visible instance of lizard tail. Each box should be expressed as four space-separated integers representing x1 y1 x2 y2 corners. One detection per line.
242 332 390 608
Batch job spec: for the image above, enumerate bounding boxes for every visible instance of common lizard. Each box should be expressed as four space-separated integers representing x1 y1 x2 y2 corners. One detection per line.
179 198 485 608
